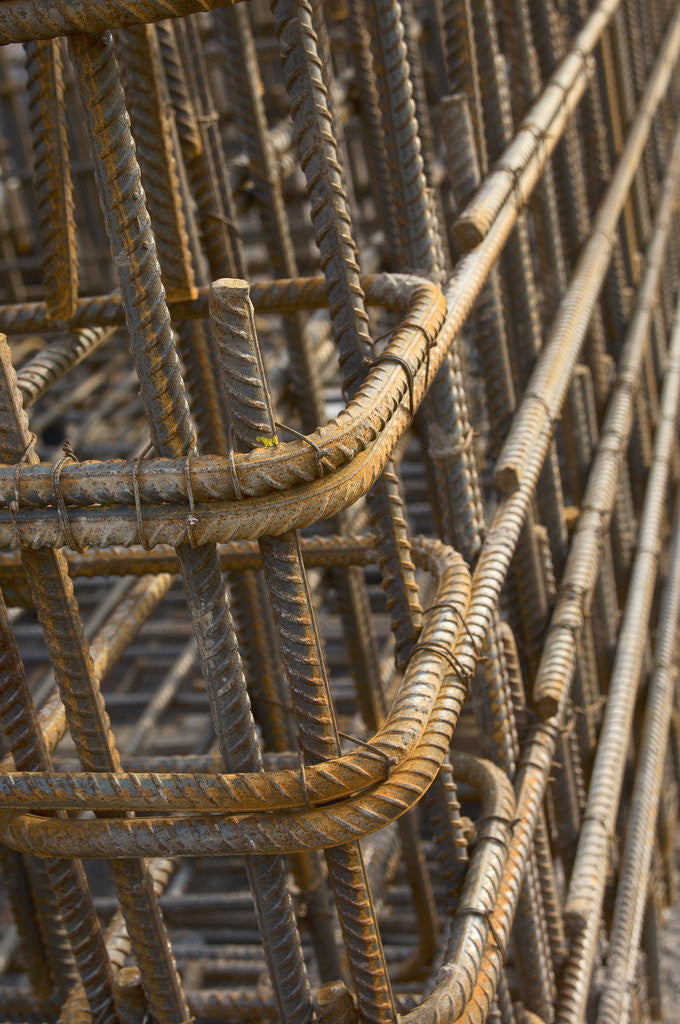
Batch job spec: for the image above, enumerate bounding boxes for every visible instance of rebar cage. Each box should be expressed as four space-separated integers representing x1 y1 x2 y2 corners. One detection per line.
0 1 678 1022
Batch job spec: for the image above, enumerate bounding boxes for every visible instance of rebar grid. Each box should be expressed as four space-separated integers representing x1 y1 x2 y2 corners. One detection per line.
0 1 678 1023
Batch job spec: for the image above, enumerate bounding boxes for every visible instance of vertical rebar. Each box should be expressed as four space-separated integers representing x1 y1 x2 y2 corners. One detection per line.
67 30 313 1024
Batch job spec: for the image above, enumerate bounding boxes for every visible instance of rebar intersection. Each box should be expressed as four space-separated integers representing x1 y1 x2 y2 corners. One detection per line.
0 1 678 1023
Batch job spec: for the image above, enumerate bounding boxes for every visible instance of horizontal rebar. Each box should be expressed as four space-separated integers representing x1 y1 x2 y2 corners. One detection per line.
0 1 678 1021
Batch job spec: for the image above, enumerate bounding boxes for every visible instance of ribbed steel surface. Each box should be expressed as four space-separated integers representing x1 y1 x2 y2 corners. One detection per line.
0 2 677 1023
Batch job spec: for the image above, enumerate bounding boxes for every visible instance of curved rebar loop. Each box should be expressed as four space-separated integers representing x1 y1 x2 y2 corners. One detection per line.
0 579 473 857
211 277 396 1023
0 535 470 813
0 589 116 1022
67 28 312 1024
0 337 188 1022
271 0 423 674
0 6 676 1024
0 275 445 522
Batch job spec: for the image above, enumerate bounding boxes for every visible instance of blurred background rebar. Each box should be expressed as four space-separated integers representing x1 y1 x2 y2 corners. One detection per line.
0 1 678 1022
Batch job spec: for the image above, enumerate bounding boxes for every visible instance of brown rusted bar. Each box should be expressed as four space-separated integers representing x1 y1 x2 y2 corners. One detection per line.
0 1 678 1022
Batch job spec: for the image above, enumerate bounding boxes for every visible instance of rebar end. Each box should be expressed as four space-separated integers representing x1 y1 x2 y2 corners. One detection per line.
451 217 485 251
534 693 559 720
564 899 589 937
493 463 521 494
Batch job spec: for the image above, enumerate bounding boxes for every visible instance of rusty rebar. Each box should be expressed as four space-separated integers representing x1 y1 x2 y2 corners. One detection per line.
0 2 677 1022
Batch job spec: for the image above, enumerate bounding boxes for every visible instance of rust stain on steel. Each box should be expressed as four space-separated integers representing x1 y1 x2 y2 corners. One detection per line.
0 1 677 1023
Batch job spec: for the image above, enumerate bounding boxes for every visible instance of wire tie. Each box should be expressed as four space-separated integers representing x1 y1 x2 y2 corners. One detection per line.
370 326 395 347
476 814 513 850
582 813 610 834
336 731 394 777
414 638 471 680
62 439 79 462
184 452 199 548
398 320 436 391
456 905 506 959
368 352 415 423
205 209 236 229
52 442 84 552
132 441 154 551
275 421 332 477
526 390 556 426
452 606 481 654
227 425 243 500
523 121 546 166
297 755 312 809
504 161 524 211
424 601 481 656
